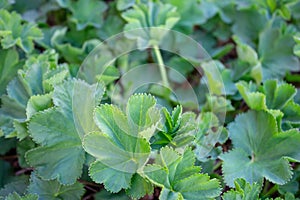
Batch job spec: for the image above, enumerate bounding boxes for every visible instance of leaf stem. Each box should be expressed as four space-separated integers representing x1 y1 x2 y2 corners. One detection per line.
262 184 278 198
153 45 170 88
213 161 222 172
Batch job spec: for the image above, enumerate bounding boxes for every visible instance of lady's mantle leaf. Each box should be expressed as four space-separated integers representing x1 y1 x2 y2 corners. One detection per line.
222 178 262 200
220 110 300 186
0 48 22 96
0 50 68 138
144 147 221 200
83 94 160 194
122 2 180 49
4 193 38 200
57 0 107 31
236 80 300 125
28 173 85 200
26 79 104 184
0 9 43 53
151 105 197 149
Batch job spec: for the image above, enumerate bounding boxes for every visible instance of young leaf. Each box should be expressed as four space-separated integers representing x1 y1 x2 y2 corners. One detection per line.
236 81 267 110
220 110 300 186
143 147 221 200
151 105 197 149
262 80 296 110
236 80 300 125
26 79 104 184
28 173 85 200
83 94 160 194
122 2 180 48
222 178 262 200
0 9 43 53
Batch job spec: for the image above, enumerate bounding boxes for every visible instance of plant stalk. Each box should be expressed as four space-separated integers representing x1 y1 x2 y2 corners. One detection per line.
153 45 170 88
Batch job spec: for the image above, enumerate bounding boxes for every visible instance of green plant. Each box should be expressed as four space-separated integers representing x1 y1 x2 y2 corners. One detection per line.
1 0 300 199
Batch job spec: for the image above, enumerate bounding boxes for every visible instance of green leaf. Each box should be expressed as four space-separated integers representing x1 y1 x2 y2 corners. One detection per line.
279 5 291 20
231 8 268 45
167 57 194 84
201 60 225 96
95 190 130 200
202 95 234 114
50 27 100 64
236 80 298 123
282 101 300 124
122 2 180 49
16 138 36 168
233 35 258 66
236 81 267 110
164 0 206 33
125 174 153 199
26 79 104 184
117 0 135 10
258 23 300 80
97 2 126 40
220 110 300 186
151 105 197 149
0 48 22 96
28 173 85 200
5 193 38 200
194 112 228 162
0 0 11 9
0 50 68 137
83 94 160 193
0 9 43 53
0 160 13 188
0 176 29 197
294 44 300 57
222 178 262 200
262 80 296 109
26 93 53 119
0 137 16 155
144 147 221 200
67 0 108 30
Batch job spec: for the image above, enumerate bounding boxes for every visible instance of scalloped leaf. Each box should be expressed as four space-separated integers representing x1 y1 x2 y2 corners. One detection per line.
4 193 38 200
83 94 160 193
28 173 85 200
0 50 68 137
26 79 104 184
220 110 300 186
57 0 107 30
122 1 180 49
0 9 43 53
194 112 228 162
236 81 267 110
262 80 296 110
222 178 262 200
143 147 221 200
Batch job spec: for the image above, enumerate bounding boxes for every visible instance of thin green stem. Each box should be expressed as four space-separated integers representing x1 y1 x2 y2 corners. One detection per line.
153 45 169 88
262 184 278 198
213 161 222 172
262 181 270 196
